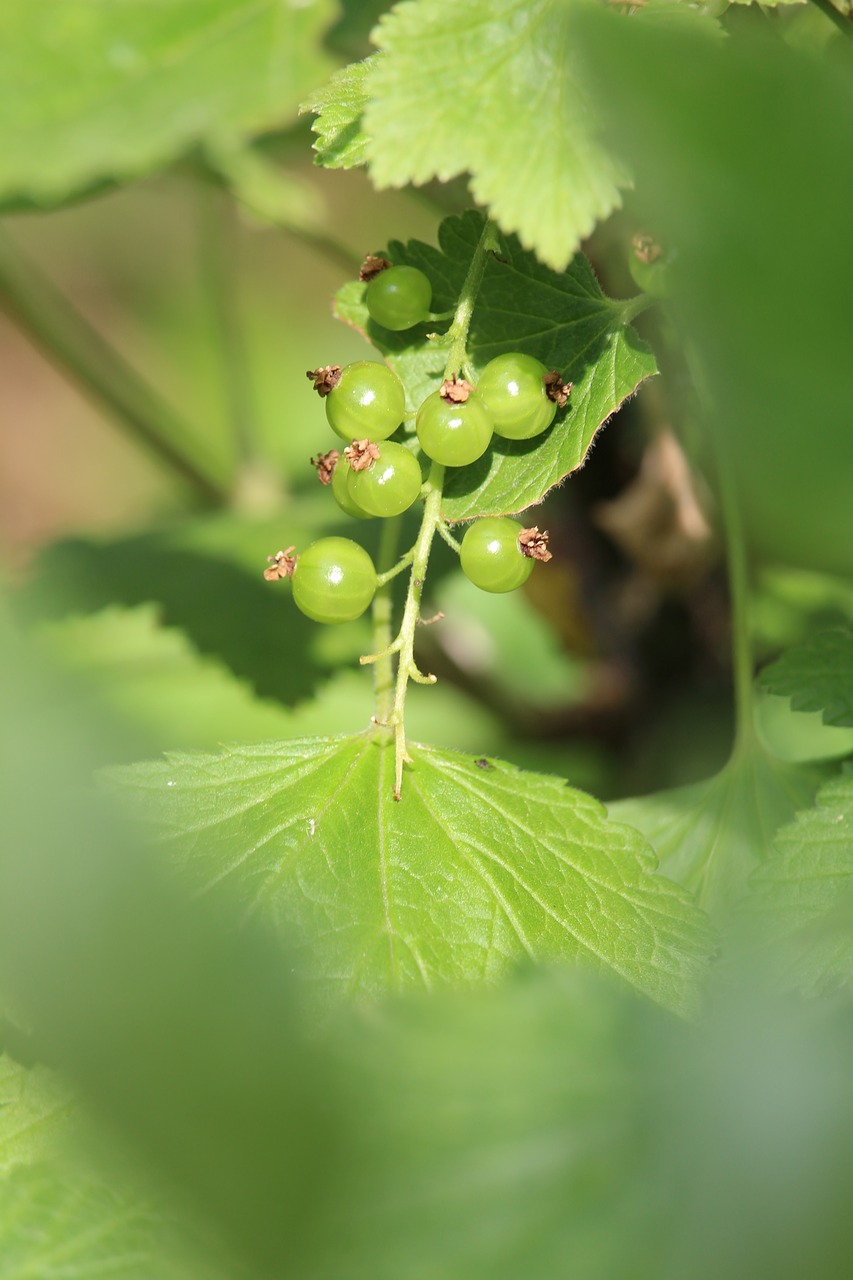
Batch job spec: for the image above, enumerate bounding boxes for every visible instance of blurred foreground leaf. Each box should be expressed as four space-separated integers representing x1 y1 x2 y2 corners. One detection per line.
0 0 335 209
572 11 853 576
112 733 712 1013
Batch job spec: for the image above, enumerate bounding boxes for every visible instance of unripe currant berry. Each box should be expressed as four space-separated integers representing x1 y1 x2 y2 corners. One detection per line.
365 264 432 331
291 537 377 623
416 381 494 467
308 362 406 442
346 441 423 518
476 353 559 441
460 518 538 593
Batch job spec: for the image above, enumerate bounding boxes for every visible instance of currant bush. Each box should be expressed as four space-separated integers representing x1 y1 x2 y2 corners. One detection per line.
291 537 377 623
460 518 535 593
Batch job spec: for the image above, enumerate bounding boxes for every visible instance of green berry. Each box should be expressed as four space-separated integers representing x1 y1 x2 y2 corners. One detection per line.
291 537 377 623
366 265 432 331
416 390 494 467
460 518 534 593
476 353 558 441
325 362 406 442
331 455 374 519
347 442 423 518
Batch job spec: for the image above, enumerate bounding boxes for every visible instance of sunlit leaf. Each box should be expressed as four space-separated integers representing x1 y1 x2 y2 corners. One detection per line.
112 732 712 1014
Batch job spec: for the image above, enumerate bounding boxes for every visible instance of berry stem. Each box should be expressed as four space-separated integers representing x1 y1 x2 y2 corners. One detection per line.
384 216 498 797
370 515 403 725
0 226 227 506
436 521 462 554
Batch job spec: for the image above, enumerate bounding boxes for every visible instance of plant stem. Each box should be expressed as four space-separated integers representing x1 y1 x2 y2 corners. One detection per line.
0 226 226 506
385 216 497 797
371 516 402 726
619 292 654 325
685 344 755 757
197 185 258 470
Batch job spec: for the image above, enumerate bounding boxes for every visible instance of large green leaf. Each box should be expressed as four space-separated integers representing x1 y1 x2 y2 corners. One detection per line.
361 0 627 270
0 1056 221 1278
745 769 853 994
0 0 335 208
335 212 656 521
759 630 853 729
113 732 712 1014
609 742 827 916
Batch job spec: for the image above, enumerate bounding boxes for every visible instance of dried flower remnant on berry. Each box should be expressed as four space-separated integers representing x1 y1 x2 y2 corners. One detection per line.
306 365 342 397
359 254 392 282
543 371 572 408
439 375 473 404
632 232 663 266
310 449 340 485
344 439 381 471
518 527 552 562
264 547 297 581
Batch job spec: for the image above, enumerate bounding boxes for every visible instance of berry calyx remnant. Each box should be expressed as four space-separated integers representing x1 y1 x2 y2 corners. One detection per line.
263 547 297 581
518 526 552 561
310 449 340 485
359 253 392 282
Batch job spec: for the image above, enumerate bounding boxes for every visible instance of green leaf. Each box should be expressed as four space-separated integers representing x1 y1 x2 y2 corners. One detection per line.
301 58 374 169
112 733 712 1014
0 1054 73 1172
609 743 827 916
745 769 853 994
759 630 853 729
34 606 302 757
335 211 656 521
0 0 335 208
0 1056 221 1278
359 0 627 270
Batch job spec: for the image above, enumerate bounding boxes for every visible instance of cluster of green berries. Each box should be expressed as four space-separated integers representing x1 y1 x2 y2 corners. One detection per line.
265 258 566 625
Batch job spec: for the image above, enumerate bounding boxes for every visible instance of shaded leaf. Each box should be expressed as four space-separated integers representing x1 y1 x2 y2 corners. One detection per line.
745 769 853 994
759 629 853 728
335 211 656 520
112 733 712 1014
0 0 335 208
609 742 827 916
